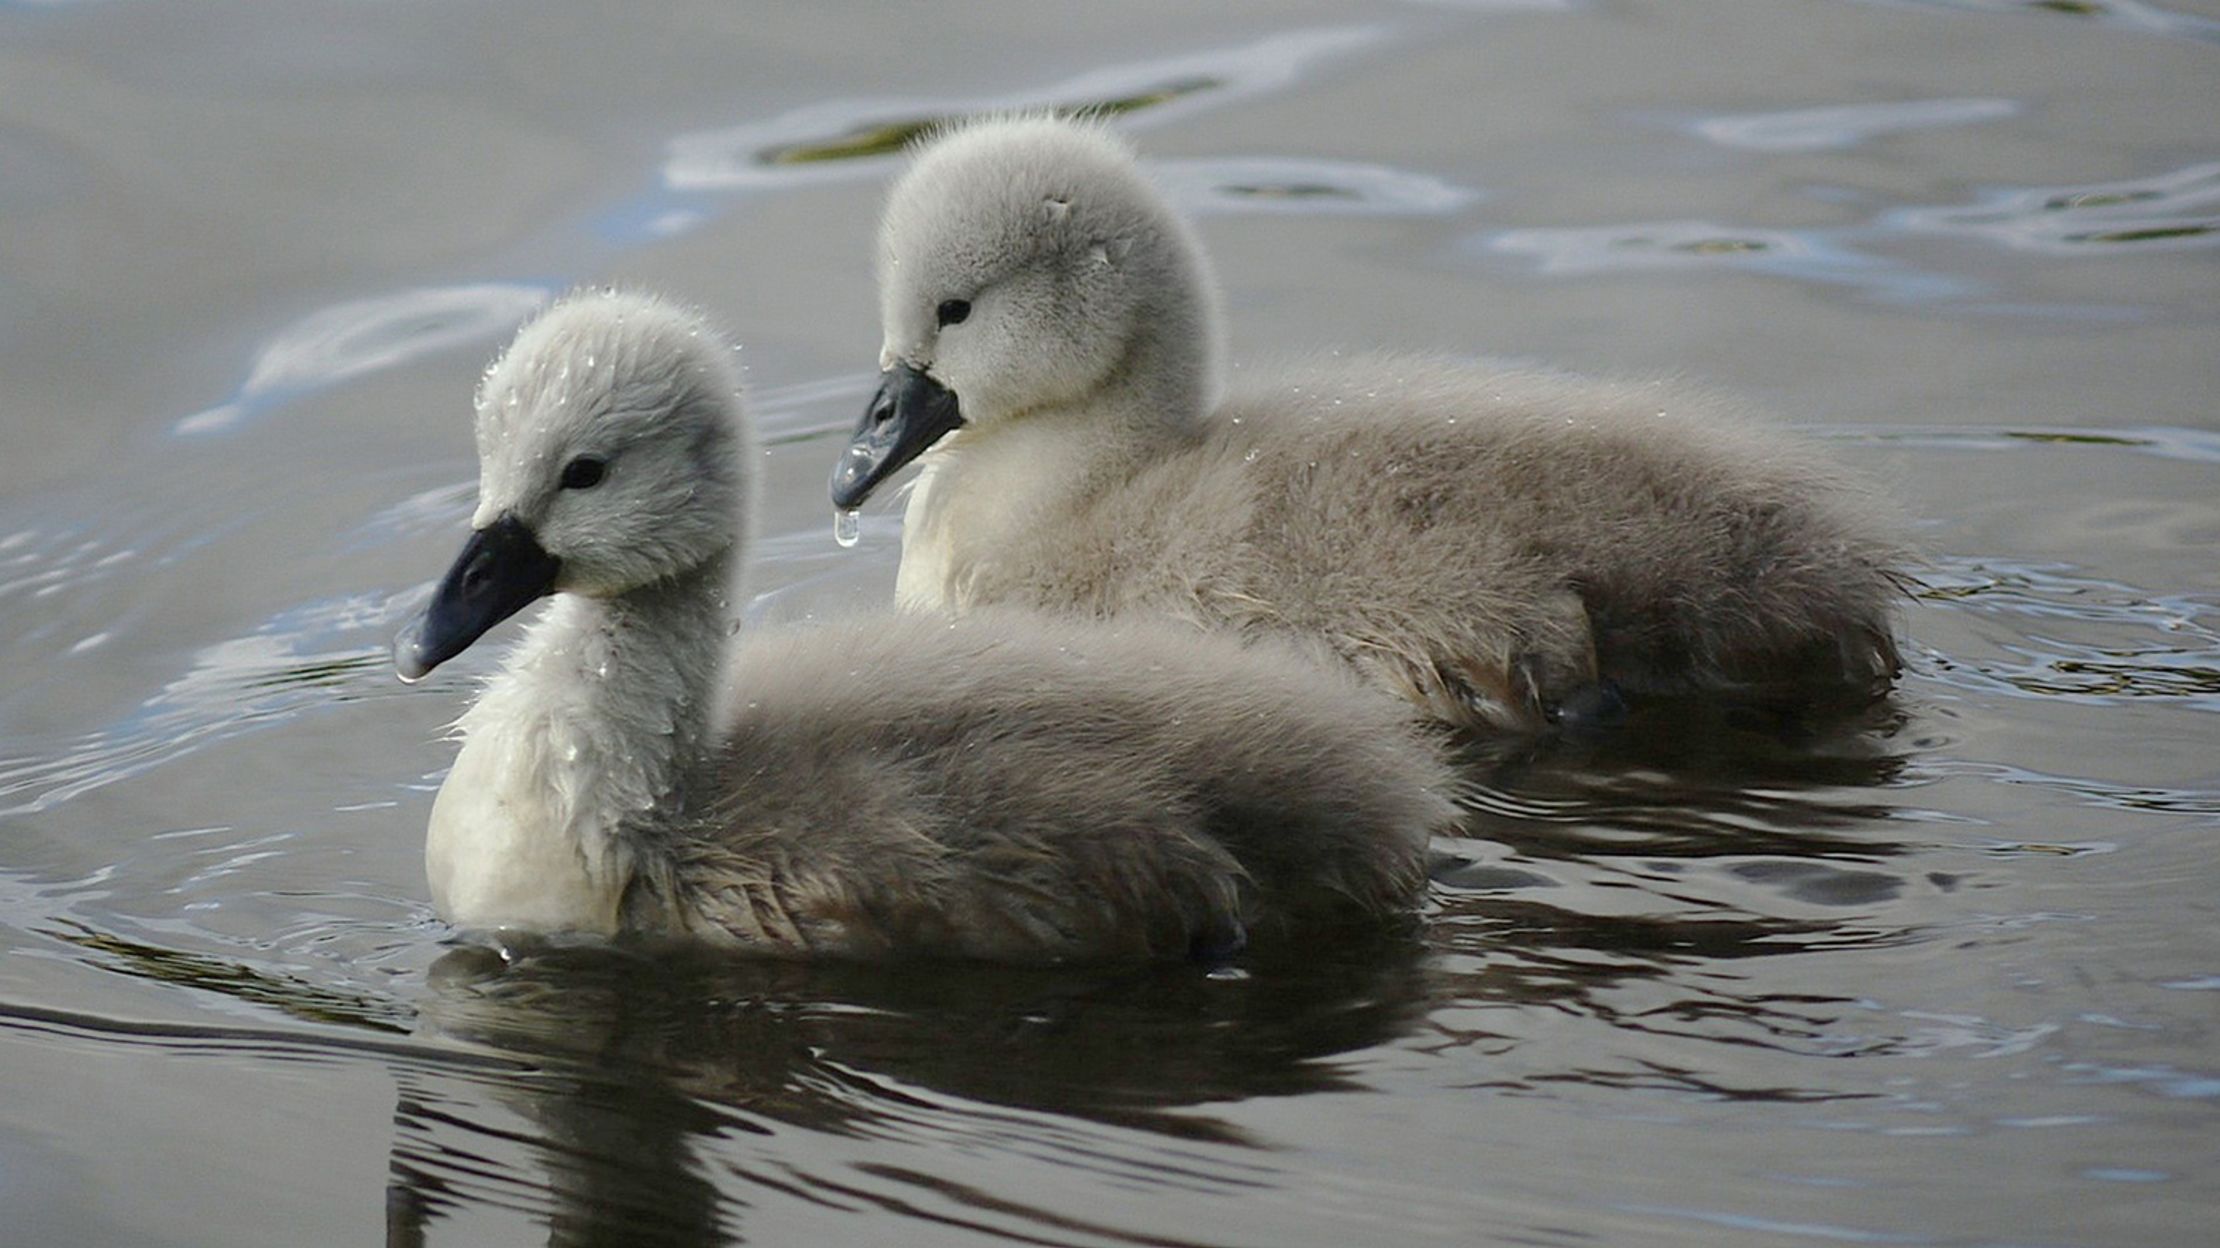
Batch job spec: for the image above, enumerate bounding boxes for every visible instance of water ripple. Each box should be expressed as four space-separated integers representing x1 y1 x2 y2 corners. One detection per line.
1692 98 2019 152
1482 158 2219 311
1396 0 1580 10
1151 156 1479 217
1888 161 2220 254
175 283 552 436
1912 755 2220 818
1852 0 2220 44
0 593 407 816
1913 556 2220 714
660 26 1390 194
1482 220 1967 301
0 526 137 617
340 481 476 554
1834 424 2220 465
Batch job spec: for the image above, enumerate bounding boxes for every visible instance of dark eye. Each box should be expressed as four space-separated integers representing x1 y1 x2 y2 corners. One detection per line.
936 298 972 327
560 456 607 490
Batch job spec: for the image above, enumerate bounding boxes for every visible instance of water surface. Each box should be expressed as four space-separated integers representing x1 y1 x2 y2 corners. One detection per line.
2 2 2216 1245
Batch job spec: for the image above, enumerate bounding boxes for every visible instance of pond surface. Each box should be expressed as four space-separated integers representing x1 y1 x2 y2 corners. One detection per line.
3 2 2217 1245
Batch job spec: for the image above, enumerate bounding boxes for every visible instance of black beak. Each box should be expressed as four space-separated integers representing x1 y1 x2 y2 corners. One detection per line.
829 362 965 510
393 514 561 682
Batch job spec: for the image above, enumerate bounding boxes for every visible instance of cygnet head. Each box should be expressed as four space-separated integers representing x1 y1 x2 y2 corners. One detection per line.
831 114 1221 508
396 289 751 680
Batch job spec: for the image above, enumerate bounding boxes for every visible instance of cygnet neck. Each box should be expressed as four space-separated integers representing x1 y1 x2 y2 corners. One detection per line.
1121 240 1223 438
497 543 737 827
1006 275 1221 466
428 539 739 934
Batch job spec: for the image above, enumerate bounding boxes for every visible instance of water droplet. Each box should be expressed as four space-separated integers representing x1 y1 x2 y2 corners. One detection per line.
833 508 861 548
393 616 430 684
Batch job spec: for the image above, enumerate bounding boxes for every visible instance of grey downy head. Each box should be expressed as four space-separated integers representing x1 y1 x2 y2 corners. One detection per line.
830 114 1218 510
396 289 751 680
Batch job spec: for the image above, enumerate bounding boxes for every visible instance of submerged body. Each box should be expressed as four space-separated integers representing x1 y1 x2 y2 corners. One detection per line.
401 290 1456 962
837 117 1909 732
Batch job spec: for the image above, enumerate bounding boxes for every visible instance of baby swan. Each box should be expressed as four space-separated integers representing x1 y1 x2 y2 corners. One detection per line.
832 116 1911 733
394 290 1455 963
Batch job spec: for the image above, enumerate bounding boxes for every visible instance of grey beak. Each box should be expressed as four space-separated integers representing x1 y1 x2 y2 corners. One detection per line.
829 362 966 510
394 514 561 681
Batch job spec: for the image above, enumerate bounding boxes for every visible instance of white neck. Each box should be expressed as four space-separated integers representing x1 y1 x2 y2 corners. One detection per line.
424 550 733 933
898 293 1217 611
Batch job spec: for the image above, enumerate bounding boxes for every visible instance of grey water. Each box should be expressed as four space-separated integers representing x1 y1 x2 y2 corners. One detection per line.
2 2 2216 1245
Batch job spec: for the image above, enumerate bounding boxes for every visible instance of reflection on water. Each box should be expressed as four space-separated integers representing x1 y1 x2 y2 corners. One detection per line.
1484 156 2220 307
387 939 1437 1245
1855 0 2220 43
0 527 139 635
1152 156 1479 216
1914 555 2220 710
1889 161 2220 254
1483 219 1970 302
175 283 552 436
1843 422 2220 464
0 593 399 816
660 26 1388 195
1690 97 2019 152
43 920 411 1033
754 79 1215 167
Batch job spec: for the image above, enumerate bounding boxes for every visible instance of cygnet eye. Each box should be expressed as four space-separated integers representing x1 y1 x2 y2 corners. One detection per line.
560 456 607 490
935 299 972 327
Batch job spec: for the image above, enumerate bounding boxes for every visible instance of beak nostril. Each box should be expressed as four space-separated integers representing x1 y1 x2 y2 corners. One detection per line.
404 514 559 679
831 362 967 511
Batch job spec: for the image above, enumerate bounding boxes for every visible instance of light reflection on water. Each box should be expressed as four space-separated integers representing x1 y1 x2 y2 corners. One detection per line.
1851 0 2220 43
1152 156 1481 216
608 22 1407 257
657 25 1390 195
1482 158 2220 308
1484 219 1975 303
0 596 402 817
174 284 552 436
1889 160 2220 254
1689 97 2021 152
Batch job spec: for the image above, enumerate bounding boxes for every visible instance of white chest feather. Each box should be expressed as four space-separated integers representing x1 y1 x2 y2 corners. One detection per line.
424 713 632 934
420 595 709 936
895 418 1119 612
896 458 959 610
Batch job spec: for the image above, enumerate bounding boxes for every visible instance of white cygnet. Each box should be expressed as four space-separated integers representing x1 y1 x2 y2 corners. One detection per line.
394 289 1456 963
831 115 1911 733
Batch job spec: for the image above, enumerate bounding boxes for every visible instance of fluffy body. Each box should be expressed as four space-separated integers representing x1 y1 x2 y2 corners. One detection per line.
870 117 1910 731
415 290 1455 962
